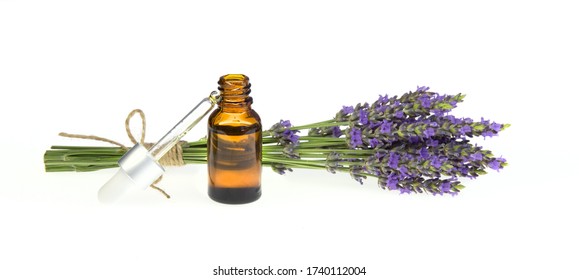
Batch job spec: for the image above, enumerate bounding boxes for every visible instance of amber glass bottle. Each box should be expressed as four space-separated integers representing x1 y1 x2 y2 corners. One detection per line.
207 74 262 204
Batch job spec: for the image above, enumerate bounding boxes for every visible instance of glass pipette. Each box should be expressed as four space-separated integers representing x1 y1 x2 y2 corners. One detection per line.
98 91 221 203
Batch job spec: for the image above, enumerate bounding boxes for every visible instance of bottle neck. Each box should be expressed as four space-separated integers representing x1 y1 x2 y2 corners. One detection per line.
218 74 253 112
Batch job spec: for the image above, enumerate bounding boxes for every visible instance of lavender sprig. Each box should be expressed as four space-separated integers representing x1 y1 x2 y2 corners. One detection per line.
268 120 301 174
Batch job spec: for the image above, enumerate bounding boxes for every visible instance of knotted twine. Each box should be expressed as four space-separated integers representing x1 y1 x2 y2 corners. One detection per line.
59 109 188 199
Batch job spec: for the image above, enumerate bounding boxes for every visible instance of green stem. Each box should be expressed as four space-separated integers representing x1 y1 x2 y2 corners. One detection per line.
262 157 327 169
290 120 349 131
297 136 345 141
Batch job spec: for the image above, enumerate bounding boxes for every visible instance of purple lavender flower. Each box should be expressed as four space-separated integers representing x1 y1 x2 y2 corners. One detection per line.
447 115 459 124
459 166 469 176
375 151 387 161
331 126 343 137
380 121 392 134
377 94 389 103
488 160 500 170
359 109 369 125
418 95 432 108
408 136 421 144
416 86 430 92
342 106 354 114
399 187 412 194
471 152 483 161
440 181 451 192
432 109 445 117
488 157 506 171
490 122 502 132
349 127 363 147
424 127 436 138
375 105 387 113
270 120 299 143
388 152 400 169
459 125 472 134
386 173 399 190
419 147 429 159
482 131 496 138
431 156 443 169
427 139 439 147
369 138 380 148
399 165 409 177
369 121 382 129
282 129 299 144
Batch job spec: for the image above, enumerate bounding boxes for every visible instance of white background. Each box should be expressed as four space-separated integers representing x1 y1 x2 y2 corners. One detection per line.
1 0 578 279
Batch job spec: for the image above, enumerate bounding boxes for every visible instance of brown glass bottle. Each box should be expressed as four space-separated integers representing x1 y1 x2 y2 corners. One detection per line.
207 74 262 204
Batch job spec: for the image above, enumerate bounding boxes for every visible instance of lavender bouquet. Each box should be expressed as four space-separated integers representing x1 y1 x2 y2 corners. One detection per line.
44 87 508 196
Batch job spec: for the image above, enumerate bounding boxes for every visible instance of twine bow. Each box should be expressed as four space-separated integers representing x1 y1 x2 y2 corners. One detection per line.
59 109 188 199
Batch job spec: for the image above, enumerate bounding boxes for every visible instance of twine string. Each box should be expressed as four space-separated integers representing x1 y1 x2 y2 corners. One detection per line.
58 109 188 199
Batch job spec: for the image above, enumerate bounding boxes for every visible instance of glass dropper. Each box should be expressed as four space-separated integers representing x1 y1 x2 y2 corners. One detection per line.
98 91 221 203
149 91 220 160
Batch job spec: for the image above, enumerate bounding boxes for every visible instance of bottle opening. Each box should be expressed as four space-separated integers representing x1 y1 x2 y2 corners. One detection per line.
218 74 252 107
221 74 248 82
218 74 251 93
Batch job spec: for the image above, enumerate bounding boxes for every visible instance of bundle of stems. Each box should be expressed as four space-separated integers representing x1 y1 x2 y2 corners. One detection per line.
43 137 306 171
44 87 508 195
